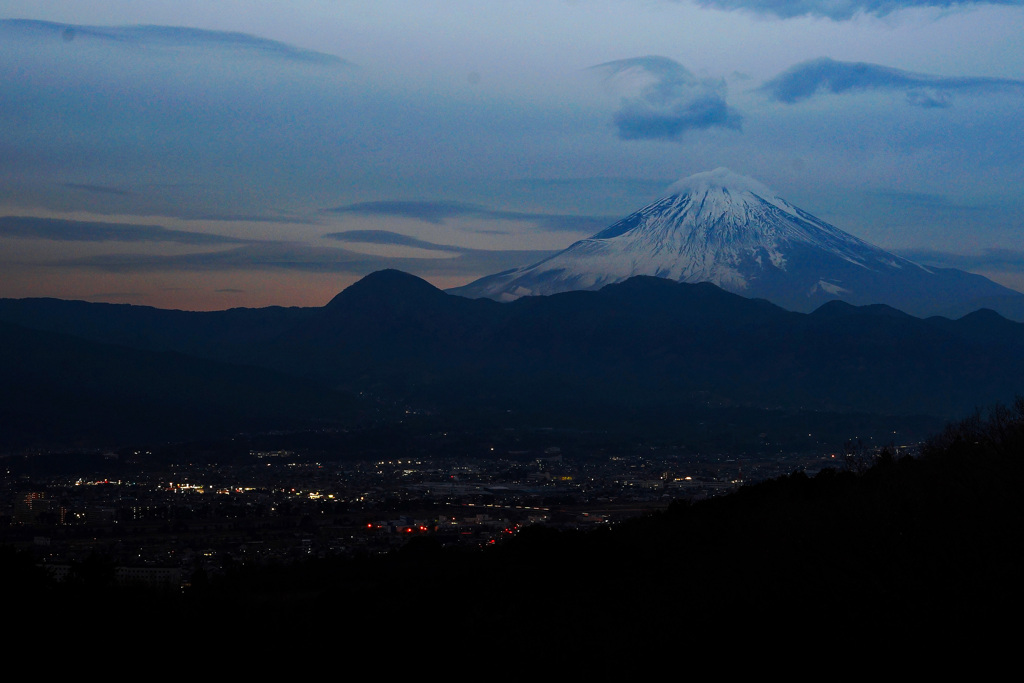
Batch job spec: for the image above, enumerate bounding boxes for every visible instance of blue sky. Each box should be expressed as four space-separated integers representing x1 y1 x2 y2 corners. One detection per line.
1 1 1022 309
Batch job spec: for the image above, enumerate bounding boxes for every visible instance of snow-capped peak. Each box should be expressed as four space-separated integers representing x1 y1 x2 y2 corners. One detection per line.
664 168 794 216
448 170 1020 318
668 167 775 201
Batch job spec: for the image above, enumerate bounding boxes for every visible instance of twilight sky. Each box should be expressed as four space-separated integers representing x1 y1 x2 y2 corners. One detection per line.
1 1 1022 310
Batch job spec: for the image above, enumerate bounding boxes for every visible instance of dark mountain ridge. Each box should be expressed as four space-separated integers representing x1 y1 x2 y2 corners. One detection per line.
0 296 316 365
0 319 355 449
3 269 1023 447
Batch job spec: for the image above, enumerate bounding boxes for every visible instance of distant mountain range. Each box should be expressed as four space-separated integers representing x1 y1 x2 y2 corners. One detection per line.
3 269 1023 448
272 270 1024 418
450 168 1024 321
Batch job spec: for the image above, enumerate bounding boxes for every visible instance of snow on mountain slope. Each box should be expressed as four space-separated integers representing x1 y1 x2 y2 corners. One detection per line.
449 169 1023 319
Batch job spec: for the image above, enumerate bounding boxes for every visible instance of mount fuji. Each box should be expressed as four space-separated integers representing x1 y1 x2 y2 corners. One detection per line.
450 169 1024 320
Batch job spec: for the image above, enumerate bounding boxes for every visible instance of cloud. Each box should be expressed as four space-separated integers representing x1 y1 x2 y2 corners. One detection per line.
63 183 136 198
85 291 145 300
325 201 613 232
589 56 742 140
688 1 1017 21
0 216 255 245
55 238 558 280
668 167 777 198
3 19 349 65
53 244 376 273
895 248 1024 273
2 19 360 225
763 57 1024 106
865 190 984 211
322 230 462 251
322 231 561 274
327 201 479 225
905 90 953 108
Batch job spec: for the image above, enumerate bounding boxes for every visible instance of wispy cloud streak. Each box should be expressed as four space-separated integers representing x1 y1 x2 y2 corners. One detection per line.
896 248 1024 273
0 216 255 245
763 57 1024 107
323 230 462 251
689 1 1016 21
4 20 349 64
54 238 557 279
63 183 136 197
325 201 612 232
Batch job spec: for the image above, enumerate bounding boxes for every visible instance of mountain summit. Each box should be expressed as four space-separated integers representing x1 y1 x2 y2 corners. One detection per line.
450 169 1023 319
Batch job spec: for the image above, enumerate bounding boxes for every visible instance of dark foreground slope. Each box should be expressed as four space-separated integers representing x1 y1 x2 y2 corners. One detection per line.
249 401 1022 632
5 401 1020 649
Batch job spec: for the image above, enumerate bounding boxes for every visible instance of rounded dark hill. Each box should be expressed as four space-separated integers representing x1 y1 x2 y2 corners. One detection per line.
258 270 505 388
598 276 787 324
324 269 447 310
305 269 503 339
494 276 795 368
811 299 919 319
841 303 915 320
948 307 1018 333
809 299 860 319
926 308 1024 348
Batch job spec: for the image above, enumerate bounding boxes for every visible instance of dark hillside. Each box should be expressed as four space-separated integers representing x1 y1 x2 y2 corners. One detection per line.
9 400 1018 648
